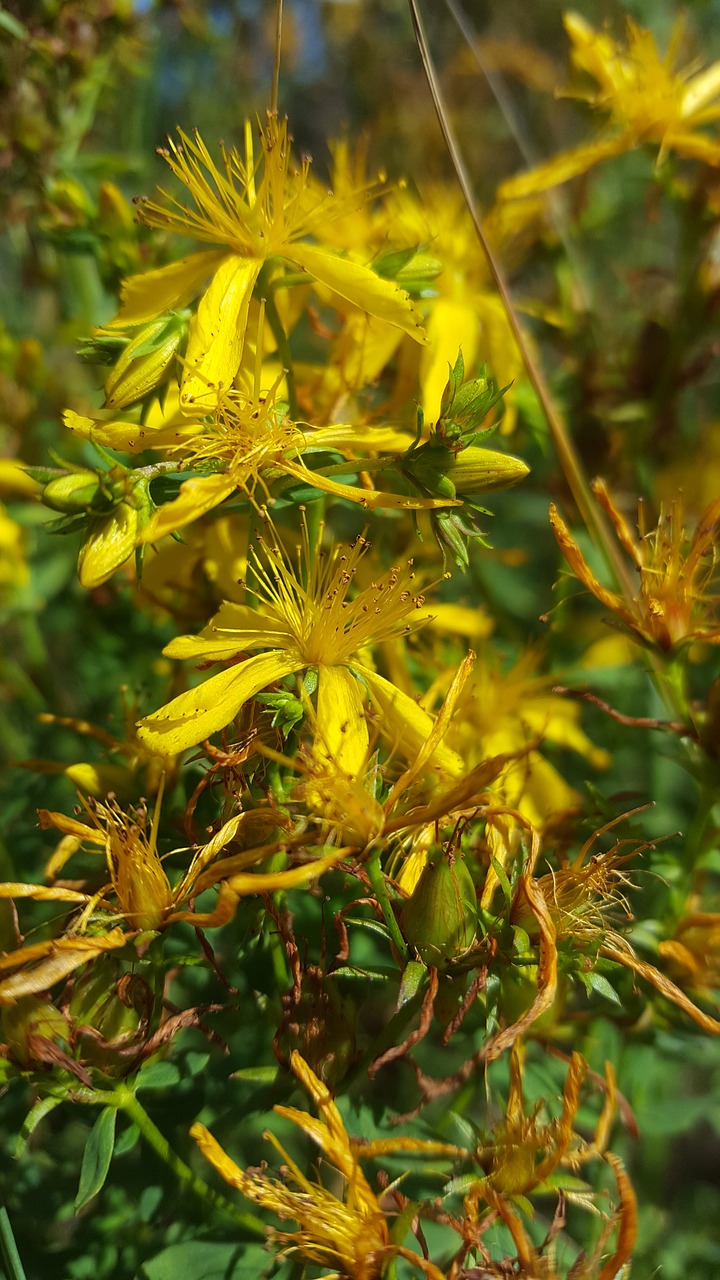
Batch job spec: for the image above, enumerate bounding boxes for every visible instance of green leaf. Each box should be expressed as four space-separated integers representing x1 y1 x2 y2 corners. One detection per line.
0 9 29 39
397 960 427 1008
135 1061 182 1091
75 1107 117 1211
137 1241 269 1279
490 855 513 907
578 970 624 1007
16 1095 64 1159
230 1065 280 1083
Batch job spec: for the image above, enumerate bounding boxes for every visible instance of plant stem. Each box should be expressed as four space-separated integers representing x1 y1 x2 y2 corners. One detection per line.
366 849 408 962
260 269 299 419
0 1207 27 1280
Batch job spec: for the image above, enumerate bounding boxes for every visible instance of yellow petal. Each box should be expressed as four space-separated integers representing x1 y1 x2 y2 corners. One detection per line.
421 299 480 422
0 929 127 1003
181 255 261 407
0 883 90 904
357 666 465 777
315 665 369 776
498 137 628 200
163 602 293 659
683 60 720 117
0 460 43 499
108 250 230 327
224 846 347 895
278 458 460 510
62 408 198 456
137 649 304 755
665 130 720 165
289 242 426 343
141 474 237 543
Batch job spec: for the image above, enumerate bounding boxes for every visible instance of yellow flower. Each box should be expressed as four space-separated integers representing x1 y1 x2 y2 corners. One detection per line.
500 11 720 200
192 1050 456 1280
64 373 459 544
137 528 465 776
551 482 720 652
109 117 425 407
0 502 29 596
389 185 532 434
0 789 343 942
445 651 609 827
462 1044 637 1280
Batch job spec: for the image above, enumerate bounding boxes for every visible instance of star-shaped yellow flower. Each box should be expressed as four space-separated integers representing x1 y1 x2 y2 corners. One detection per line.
137 528 465 778
109 116 425 406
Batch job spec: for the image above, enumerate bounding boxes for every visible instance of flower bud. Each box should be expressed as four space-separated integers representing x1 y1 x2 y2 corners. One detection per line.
104 315 185 409
97 181 135 235
78 503 139 588
43 470 102 514
401 849 477 968
446 446 530 495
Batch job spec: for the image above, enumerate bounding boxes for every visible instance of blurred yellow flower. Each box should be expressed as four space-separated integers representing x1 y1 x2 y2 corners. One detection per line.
445 651 609 827
501 11 720 200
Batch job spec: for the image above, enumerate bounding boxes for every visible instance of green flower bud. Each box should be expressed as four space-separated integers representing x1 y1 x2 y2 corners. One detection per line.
104 315 185 409
402 850 477 968
445 446 530 495
43 470 102 514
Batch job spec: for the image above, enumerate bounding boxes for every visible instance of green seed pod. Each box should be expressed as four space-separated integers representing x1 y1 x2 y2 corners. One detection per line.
2 996 70 1067
401 850 477 968
43 470 102 514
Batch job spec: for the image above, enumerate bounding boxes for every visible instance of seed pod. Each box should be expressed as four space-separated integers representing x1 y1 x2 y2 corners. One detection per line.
2 996 70 1067
43 470 102 514
401 849 477 968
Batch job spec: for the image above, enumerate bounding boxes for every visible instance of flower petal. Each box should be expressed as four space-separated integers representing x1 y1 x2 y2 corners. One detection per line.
224 846 347 895
108 250 230 327
357 666 465 777
141 474 237 543
181 255 261 407
315 665 369 776
289 242 426 343
137 650 304 755
498 137 627 200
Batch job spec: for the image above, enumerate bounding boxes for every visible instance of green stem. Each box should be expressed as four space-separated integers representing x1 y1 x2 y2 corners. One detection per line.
682 784 717 874
366 850 408 963
260 271 298 419
76 1085 266 1236
0 1207 27 1280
